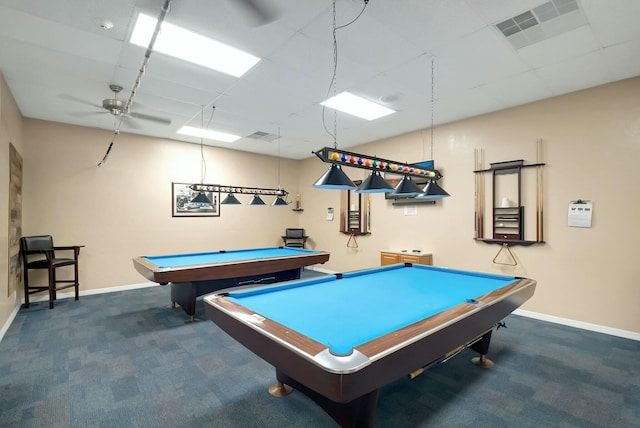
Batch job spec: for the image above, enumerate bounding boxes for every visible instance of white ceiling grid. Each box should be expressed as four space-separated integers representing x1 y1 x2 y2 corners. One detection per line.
0 0 638 159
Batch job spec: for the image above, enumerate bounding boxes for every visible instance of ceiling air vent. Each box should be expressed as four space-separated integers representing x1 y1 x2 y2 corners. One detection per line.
495 0 586 49
245 131 279 142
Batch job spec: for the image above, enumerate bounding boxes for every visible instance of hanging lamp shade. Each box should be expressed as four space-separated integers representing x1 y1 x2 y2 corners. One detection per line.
191 191 212 204
391 176 423 197
272 196 288 206
313 164 356 190
221 193 241 205
356 170 394 193
248 195 266 205
416 179 450 199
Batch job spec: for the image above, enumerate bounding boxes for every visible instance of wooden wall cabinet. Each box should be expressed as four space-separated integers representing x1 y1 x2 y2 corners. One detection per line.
493 206 524 240
380 250 432 266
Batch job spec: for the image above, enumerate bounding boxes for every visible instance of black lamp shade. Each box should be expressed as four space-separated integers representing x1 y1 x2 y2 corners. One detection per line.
313 164 356 190
416 179 450 199
272 196 288 206
391 176 423 197
191 192 212 204
356 171 394 193
221 193 241 205
248 195 266 205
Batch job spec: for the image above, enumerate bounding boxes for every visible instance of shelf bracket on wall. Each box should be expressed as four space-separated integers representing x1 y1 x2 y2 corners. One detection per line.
492 243 517 266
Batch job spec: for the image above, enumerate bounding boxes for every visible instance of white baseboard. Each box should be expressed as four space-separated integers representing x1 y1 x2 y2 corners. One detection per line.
25 282 159 302
0 304 21 343
513 309 640 341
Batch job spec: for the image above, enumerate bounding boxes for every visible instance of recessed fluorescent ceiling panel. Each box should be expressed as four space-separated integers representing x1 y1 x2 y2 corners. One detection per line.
177 126 241 143
321 92 396 120
130 13 260 77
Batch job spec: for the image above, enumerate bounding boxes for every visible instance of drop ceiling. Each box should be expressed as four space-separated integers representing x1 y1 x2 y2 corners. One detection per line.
0 0 638 159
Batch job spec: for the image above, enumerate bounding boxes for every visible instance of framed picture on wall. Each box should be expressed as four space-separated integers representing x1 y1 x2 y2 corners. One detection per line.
172 182 220 217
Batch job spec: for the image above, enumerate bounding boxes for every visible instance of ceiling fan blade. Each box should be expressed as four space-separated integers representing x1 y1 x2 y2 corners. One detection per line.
129 111 172 125
68 111 105 118
58 94 101 109
121 115 142 129
233 0 280 25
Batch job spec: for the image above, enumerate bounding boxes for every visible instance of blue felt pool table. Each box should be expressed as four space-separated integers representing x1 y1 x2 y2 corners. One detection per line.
204 263 536 427
132 246 329 320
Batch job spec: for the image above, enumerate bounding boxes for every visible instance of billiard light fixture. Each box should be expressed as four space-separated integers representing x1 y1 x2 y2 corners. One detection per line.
313 147 445 196
314 53 450 199
190 184 288 206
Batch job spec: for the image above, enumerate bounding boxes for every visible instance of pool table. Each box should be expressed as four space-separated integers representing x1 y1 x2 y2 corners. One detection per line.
204 263 536 427
132 246 329 321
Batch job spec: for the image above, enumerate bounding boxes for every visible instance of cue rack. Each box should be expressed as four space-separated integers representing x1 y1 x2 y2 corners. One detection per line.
340 181 371 248
474 140 545 265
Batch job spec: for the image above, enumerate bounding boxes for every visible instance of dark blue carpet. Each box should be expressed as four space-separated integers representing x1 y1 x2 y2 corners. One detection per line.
0 279 638 427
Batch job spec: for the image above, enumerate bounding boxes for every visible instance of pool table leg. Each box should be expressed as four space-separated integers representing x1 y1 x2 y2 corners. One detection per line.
275 369 378 428
470 330 495 368
268 381 293 397
170 282 199 322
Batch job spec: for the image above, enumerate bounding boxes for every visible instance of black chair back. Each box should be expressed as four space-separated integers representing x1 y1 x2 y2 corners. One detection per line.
285 228 305 239
21 235 54 254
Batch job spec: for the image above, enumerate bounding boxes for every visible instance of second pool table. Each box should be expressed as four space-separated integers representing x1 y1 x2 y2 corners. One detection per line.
133 246 329 320
204 263 536 426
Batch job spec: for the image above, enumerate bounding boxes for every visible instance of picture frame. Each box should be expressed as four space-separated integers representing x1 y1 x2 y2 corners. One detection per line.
172 182 220 217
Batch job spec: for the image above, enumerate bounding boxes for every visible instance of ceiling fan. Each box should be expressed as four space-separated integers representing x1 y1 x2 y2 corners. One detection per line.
101 84 171 125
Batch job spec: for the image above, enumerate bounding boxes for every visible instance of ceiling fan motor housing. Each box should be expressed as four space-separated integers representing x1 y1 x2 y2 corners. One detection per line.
102 98 126 116
103 85 125 116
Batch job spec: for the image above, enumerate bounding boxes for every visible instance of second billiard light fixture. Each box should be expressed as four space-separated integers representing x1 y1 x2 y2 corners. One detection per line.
190 184 289 206
187 110 290 207
314 46 450 198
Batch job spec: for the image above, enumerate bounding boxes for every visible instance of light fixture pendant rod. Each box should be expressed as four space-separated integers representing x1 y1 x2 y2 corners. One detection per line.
277 127 281 188
430 55 435 161
199 105 206 184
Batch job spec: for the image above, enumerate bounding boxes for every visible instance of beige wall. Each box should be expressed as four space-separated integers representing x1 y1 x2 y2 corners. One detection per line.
20 121 305 291
0 74 24 330
2 76 639 336
298 77 640 334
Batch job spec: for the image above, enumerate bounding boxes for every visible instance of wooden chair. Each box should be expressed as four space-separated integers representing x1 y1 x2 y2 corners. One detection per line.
20 235 82 309
281 228 308 248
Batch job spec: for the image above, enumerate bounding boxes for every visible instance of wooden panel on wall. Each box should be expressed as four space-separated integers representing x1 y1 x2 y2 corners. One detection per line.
8 142 22 298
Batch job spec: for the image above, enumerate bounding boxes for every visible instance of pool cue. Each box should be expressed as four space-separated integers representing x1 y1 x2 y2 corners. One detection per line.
408 345 465 379
536 139 544 242
474 149 485 239
474 149 479 238
479 149 485 238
